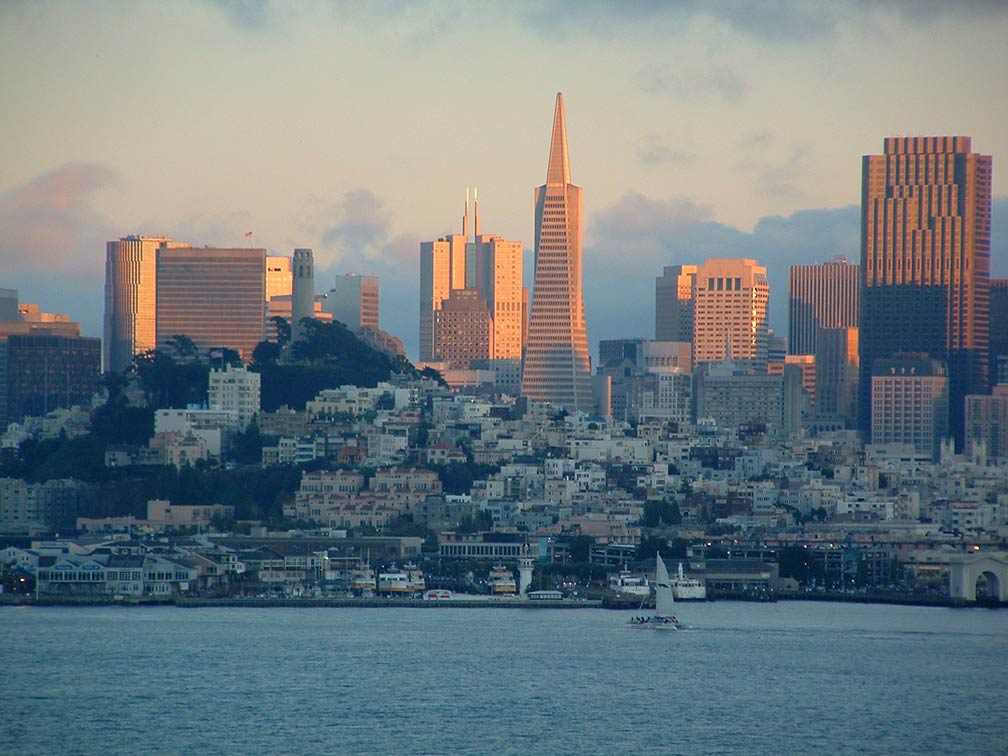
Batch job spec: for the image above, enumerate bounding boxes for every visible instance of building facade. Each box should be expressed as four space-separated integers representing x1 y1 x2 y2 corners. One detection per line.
325 274 379 331
419 198 470 362
104 236 179 373
788 259 859 356
434 289 493 369
990 279 1008 387
859 136 992 446
964 384 1008 464
155 247 266 361
0 334 101 426
655 264 698 342
208 363 261 430
692 258 770 372
466 234 525 361
522 93 592 413
870 354 949 459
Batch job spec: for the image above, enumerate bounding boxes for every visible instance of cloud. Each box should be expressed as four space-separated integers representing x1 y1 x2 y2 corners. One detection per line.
204 0 274 29
522 1 1008 43
636 135 695 166
735 142 813 200
0 162 116 275
639 65 748 103
584 193 860 347
0 162 117 338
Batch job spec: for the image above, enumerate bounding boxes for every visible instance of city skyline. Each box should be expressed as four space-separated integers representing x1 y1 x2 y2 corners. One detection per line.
1 2 1007 361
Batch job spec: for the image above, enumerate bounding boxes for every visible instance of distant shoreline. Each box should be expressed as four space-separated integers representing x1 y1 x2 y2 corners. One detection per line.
1 593 1002 609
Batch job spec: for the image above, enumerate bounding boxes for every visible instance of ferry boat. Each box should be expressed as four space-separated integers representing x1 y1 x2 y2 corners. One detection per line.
350 565 376 596
608 570 651 598
671 562 707 601
377 563 426 596
487 564 517 595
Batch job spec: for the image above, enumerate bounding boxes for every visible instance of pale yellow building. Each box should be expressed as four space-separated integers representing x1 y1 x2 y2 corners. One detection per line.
692 258 769 372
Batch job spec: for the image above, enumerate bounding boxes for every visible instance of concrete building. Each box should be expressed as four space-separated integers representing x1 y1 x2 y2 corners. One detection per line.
104 236 186 373
266 255 293 303
466 229 526 361
655 264 698 343
419 197 469 362
788 259 859 356
208 363 261 430
325 274 379 330
522 92 593 413
692 258 769 372
155 247 266 361
859 136 992 447
695 361 784 435
990 279 1008 387
964 384 1008 464
434 289 493 369
816 327 859 426
0 334 100 427
871 354 949 459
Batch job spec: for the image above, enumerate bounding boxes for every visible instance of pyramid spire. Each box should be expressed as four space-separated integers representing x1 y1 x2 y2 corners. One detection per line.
546 92 571 186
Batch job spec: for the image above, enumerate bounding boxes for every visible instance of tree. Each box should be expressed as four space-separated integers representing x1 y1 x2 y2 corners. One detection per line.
270 316 292 347
165 334 199 363
252 340 282 365
568 535 595 564
641 499 682 527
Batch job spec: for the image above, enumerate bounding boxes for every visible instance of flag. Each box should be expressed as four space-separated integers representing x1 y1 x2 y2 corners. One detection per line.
244 231 253 238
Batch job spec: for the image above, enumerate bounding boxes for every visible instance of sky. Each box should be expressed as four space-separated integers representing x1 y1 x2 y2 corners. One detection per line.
1 0 1006 362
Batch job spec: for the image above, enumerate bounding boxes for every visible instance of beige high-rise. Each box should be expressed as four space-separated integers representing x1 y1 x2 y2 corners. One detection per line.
467 233 525 360
419 199 469 362
655 264 698 342
521 93 592 413
692 258 770 371
104 235 189 373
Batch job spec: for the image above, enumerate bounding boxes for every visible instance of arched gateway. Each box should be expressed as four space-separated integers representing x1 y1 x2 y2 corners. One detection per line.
948 553 1008 602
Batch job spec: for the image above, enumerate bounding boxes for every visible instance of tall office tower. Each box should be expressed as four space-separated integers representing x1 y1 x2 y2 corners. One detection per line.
325 274 379 330
816 327 859 425
692 258 770 372
156 247 266 361
990 279 1008 387
0 334 101 426
419 197 470 361
965 384 1008 463
522 92 592 413
466 233 526 360
871 354 949 459
788 258 860 355
291 248 315 342
0 290 18 322
859 136 992 446
434 289 493 369
104 235 181 373
655 264 698 342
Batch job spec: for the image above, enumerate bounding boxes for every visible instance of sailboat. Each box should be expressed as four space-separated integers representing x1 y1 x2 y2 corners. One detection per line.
628 553 681 630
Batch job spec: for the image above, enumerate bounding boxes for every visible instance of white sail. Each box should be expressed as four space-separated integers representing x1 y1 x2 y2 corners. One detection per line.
655 553 675 618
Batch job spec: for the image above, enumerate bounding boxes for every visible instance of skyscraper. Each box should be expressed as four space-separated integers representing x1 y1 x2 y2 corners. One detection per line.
788 259 859 356
466 232 525 361
692 258 770 372
419 199 469 362
655 264 698 342
859 136 992 446
104 236 180 373
325 274 379 331
521 92 592 413
156 247 266 361
990 279 1008 387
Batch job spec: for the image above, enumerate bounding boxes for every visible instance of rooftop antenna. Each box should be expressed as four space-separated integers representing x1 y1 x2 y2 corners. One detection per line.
474 186 480 238
462 188 470 239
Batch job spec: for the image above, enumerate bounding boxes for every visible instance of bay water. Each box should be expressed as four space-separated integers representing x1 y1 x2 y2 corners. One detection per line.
1 602 1005 755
